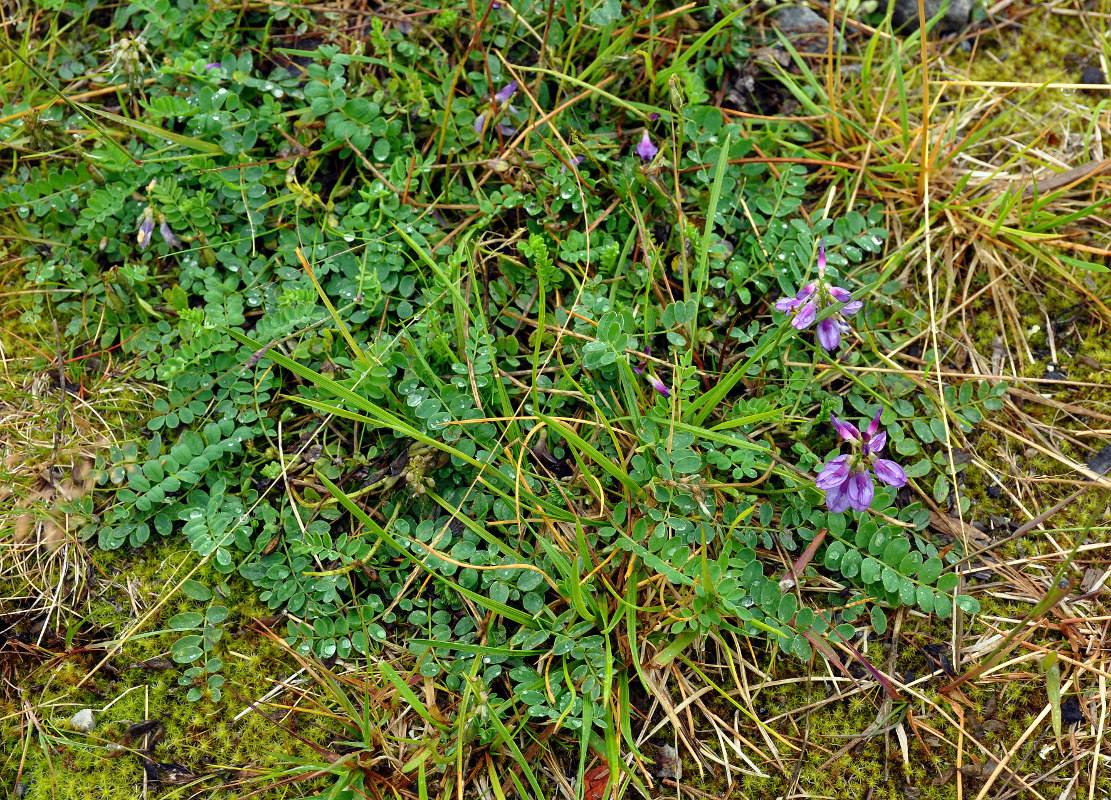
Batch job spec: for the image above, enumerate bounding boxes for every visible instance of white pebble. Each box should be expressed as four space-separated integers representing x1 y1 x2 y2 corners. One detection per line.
70 709 96 733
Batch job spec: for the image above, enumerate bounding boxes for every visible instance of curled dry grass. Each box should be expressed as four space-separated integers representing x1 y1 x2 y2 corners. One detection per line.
0 311 155 670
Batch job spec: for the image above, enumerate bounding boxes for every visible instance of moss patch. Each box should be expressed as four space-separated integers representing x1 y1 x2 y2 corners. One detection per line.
2 540 335 799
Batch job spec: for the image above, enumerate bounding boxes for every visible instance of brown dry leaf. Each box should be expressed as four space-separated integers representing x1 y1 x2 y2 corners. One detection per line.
583 765 610 800
928 511 992 548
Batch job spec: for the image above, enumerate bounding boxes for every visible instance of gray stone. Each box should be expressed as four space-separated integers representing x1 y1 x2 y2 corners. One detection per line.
69 708 96 733
889 0 972 35
1086 444 1111 476
656 744 683 780
772 6 844 54
1081 67 1106 86
773 5 829 33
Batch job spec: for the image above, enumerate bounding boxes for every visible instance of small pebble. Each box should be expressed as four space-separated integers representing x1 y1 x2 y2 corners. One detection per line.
656 744 682 780
1086 444 1111 476
1061 695 1084 725
70 709 96 733
1081 66 1105 85
773 6 828 33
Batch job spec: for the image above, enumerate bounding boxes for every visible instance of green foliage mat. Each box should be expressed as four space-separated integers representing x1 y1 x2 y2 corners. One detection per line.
2 0 996 785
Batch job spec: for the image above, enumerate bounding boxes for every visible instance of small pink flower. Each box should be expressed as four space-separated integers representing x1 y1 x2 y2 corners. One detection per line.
635 130 658 161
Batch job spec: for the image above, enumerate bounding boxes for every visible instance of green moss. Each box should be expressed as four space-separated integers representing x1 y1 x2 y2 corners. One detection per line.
1 539 335 800
951 6 1109 119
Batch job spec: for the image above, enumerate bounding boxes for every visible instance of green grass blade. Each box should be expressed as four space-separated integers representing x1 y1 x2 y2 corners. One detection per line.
79 104 226 156
379 661 447 729
318 474 541 628
537 413 642 497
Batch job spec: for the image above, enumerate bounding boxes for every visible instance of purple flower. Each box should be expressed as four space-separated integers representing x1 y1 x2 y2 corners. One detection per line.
631 346 650 375
816 317 850 351
493 80 518 104
159 220 181 248
205 62 222 71
828 284 863 314
817 410 907 513
560 154 585 174
873 459 906 486
774 240 862 352
775 283 817 330
636 130 658 161
648 112 660 121
475 82 519 138
647 374 670 398
137 211 154 250
861 409 888 454
830 414 860 443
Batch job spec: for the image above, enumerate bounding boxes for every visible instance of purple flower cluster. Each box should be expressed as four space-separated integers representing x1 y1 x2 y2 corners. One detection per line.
816 410 907 513
474 81 519 137
775 240 862 352
137 207 182 251
772 239 912 515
